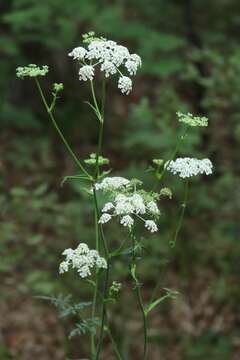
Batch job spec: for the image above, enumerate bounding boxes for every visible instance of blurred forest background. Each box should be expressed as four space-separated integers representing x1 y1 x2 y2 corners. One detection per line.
0 0 240 359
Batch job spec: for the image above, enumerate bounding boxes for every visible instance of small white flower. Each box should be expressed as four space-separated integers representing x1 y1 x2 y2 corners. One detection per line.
125 54 142 75
131 194 146 214
111 45 130 66
102 202 115 212
59 261 69 274
75 243 89 254
68 47 86 60
96 257 107 269
62 248 75 259
95 177 130 191
120 215 134 227
100 61 117 77
165 157 213 178
147 201 160 215
115 194 127 202
78 264 91 278
115 200 134 215
99 213 112 224
118 76 132 95
145 220 158 232
79 65 95 81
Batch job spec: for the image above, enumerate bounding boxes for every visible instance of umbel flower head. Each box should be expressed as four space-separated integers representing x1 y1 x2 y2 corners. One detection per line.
165 157 213 178
59 243 107 278
68 32 141 95
97 176 160 232
16 64 49 79
95 176 131 191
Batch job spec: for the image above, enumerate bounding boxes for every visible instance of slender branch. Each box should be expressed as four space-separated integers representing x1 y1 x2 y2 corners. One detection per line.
93 186 109 257
90 80 102 122
91 77 113 359
130 231 148 360
95 258 110 360
153 124 189 189
170 179 189 248
107 325 123 360
135 283 148 360
90 206 100 358
34 79 91 179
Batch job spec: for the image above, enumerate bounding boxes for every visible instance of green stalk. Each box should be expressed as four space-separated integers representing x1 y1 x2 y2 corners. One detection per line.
107 322 123 360
95 258 110 360
170 179 189 248
90 79 105 359
130 231 148 360
153 124 189 189
90 205 100 358
135 284 148 360
35 79 91 179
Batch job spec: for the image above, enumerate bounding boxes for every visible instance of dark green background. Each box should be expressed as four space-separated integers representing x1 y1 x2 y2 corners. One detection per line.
0 0 239 359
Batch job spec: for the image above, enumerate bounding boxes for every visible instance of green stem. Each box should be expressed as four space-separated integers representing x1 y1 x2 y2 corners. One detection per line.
35 79 91 179
90 80 102 121
135 284 148 360
90 206 100 359
153 125 189 189
91 78 113 359
130 231 148 360
95 258 110 360
170 179 189 248
95 120 104 179
107 323 123 360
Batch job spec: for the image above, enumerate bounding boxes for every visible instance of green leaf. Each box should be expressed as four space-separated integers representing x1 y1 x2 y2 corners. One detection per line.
61 174 91 187
144 294 170 315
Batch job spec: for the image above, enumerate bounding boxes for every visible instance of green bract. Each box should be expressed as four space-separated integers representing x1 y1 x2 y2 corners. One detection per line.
16 64 49 79
177 112 208 127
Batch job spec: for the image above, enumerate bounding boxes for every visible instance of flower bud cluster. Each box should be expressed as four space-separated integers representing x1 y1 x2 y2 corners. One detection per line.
16 64 49 78
109 281 122 296
177 112 208 127
84 153 109 166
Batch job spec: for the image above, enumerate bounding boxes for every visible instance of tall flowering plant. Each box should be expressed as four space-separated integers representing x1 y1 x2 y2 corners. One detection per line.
16 32 213 359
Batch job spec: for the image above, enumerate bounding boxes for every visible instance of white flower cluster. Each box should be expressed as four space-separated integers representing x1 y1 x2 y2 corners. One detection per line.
68 37 141 95
177 112 208 127
95 176 130 191
79 65 95 81
16 64 49 78
165 157 213 178
59 243 107 278
97 178 160 232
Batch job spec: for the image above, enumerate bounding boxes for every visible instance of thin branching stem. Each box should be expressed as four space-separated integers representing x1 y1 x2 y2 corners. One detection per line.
170 179 189 248
34 78 91 179
95 258 110 359
130 231 148 360
153 124 189 189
